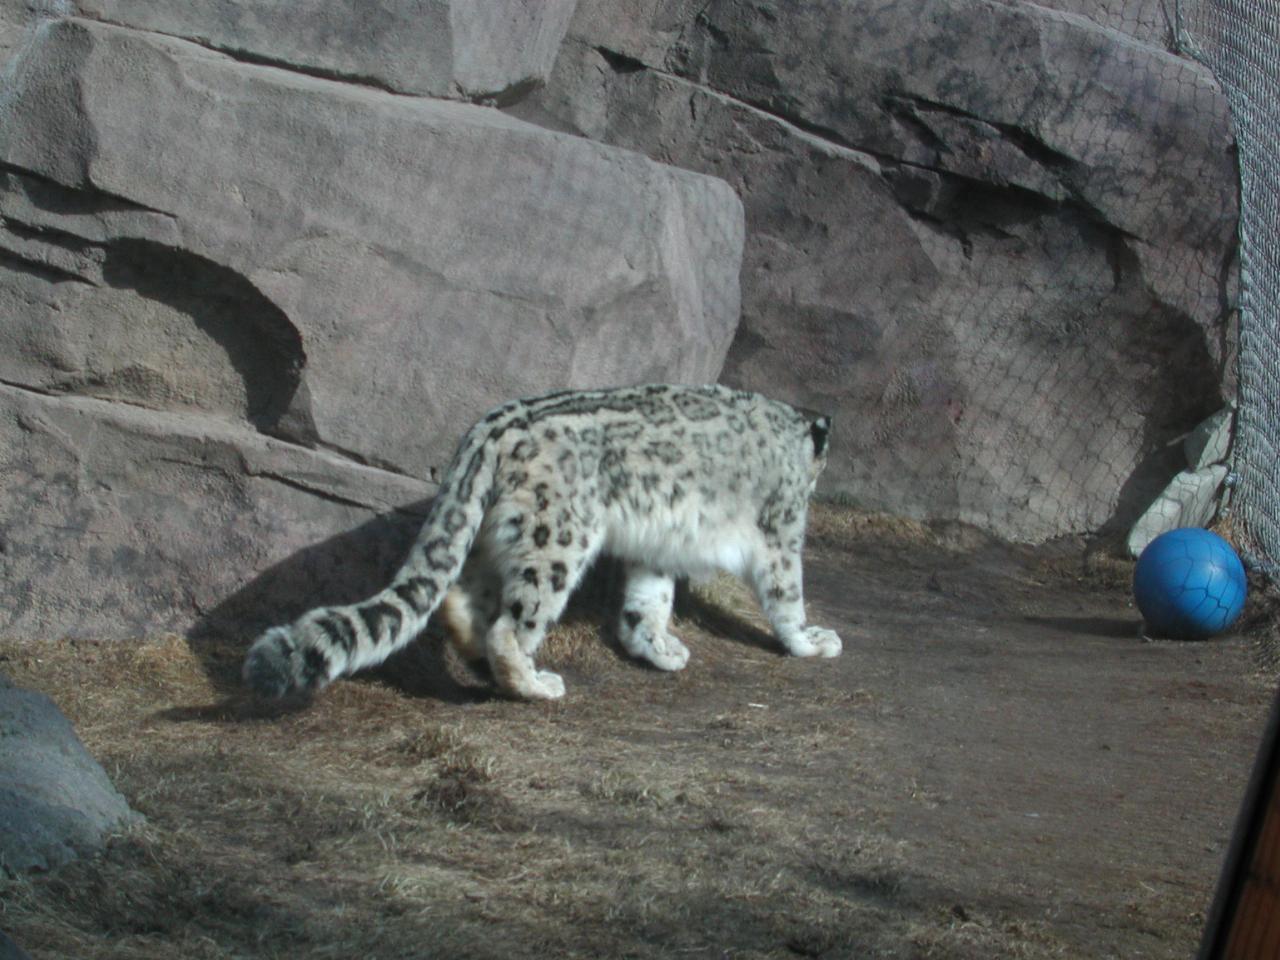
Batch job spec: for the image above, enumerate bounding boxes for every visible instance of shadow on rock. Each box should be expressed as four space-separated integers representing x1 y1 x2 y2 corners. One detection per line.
184 496 487 707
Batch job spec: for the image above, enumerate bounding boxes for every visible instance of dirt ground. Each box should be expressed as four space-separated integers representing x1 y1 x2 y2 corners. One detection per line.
0 505 1273 959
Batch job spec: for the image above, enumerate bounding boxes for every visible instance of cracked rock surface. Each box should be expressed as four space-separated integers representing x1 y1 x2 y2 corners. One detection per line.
0 5 744 640
72 0 579 101
527 0 1239 541
0 0 1243 642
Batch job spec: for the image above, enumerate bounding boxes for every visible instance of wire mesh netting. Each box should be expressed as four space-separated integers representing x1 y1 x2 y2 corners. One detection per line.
530 1 1243 550
1175 0 1280 578
0 1 1262 640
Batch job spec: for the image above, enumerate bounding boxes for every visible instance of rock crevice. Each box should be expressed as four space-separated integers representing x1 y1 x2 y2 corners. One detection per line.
0 1 745 641
531 0 1238 541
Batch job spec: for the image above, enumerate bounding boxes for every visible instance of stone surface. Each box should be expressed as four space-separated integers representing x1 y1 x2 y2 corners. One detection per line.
0 383 434 640
70 0 578 101
0 672 138 874
0 16 742 477
1126 465 1229 557
0 0 38 65
1028 0 1174 47
0 12 744 642
1184 406 1234 469
528 0 1238 541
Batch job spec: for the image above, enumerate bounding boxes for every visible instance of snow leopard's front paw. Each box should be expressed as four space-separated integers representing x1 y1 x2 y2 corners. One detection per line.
783 625 843 659
530 669 567 700
639 631 691 672
492 655 567 701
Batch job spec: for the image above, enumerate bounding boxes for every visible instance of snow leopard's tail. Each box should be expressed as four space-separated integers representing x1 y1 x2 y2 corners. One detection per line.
242 418 503 700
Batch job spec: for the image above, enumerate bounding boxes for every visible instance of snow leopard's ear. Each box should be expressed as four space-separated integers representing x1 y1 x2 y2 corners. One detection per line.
810 415 831 459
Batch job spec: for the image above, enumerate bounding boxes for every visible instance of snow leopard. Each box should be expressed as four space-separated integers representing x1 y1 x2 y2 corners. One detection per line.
243 383 841 701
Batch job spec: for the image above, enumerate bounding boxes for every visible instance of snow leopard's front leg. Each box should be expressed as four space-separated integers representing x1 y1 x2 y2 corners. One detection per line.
618 564 690 671
751 534 841 659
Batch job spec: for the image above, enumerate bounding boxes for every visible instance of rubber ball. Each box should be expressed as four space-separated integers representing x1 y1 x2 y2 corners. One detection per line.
1133 528 1247 640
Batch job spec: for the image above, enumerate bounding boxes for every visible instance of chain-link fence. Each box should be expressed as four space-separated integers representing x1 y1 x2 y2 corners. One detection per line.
531 1 1242 554
1174 0 1280 581
0 1 1264 640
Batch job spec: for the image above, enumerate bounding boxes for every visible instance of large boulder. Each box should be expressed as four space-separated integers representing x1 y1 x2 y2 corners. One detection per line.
0 14 744 640
72 0 579 101
0 673 138 874
529 0 1238 541
0 18 743 478
0 383 433 640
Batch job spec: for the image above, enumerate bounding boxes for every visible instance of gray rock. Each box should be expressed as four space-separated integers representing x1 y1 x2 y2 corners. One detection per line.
1017 0 1175 47
0 13 744 642
1184 406 1234 469
0 383 434 641
1126 464 1229 557
65 0 577 101
0 16 742 481
0 929 32 960
0 3 37 67
0 672 138 874
530 0 1237 541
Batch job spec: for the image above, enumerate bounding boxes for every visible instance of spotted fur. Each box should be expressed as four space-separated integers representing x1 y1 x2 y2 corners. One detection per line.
243 384 841 701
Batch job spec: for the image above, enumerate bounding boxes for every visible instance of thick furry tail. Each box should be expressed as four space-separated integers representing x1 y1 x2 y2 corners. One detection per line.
243 428 497 699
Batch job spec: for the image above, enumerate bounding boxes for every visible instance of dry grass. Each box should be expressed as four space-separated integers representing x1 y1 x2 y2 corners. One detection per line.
808 502 951 549
1209 513 1280 675
0 637 1066 958
0 505 1267 959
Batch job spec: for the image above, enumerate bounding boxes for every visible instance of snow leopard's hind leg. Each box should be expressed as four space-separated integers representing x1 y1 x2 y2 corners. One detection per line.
617 564 689 671
438 550 504 664
481 508 603 700
438 587 484 661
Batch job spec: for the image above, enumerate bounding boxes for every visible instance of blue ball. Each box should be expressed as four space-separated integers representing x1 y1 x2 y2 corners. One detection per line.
1133 528 1247 640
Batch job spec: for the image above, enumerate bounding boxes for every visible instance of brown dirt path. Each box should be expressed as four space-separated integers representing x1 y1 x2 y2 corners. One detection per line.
1 506 1270 959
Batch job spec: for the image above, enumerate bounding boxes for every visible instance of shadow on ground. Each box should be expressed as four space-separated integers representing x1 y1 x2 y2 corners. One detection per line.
1 504 1273 960
185 495 788 710
186 499 433 699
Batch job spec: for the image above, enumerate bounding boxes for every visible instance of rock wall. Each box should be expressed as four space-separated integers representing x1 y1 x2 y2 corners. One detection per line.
0 3 744 640
0 0 1243 642
526 0 1239 541
72 0 579 101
